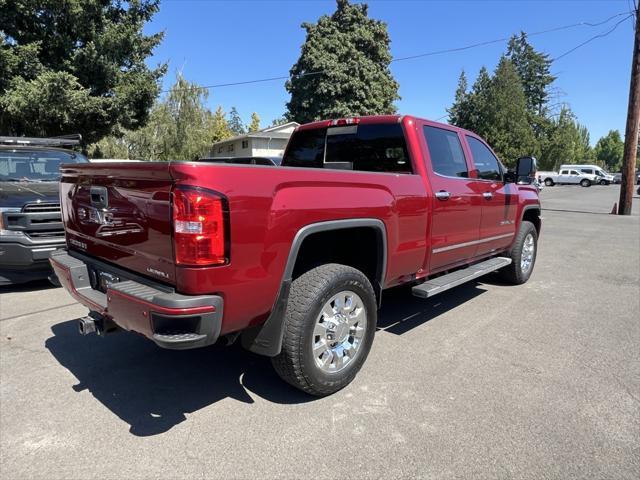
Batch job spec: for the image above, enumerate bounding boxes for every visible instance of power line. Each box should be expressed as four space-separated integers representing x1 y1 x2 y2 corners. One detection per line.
553 13 634 61
161 10 633 93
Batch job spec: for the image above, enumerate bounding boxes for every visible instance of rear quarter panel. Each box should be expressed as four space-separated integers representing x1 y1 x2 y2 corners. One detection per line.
169 162 429 334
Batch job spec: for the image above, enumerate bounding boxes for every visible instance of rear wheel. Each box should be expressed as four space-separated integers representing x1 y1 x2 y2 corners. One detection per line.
544 178 554 186
580 179 591 187
499 221 538 285
272 264 377 396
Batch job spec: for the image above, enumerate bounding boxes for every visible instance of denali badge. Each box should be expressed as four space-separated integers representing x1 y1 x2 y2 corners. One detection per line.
146 267 169 279
69 238 87 250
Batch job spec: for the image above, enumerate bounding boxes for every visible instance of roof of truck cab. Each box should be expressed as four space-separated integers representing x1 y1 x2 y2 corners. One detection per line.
295 114 479 137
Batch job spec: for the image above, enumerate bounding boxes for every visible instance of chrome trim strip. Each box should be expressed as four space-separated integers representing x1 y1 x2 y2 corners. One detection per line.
432 233 514 254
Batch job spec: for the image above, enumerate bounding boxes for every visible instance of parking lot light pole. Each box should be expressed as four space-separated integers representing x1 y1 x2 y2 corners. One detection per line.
619 6 640 215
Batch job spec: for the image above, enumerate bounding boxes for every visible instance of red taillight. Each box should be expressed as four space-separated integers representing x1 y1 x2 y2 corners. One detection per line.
172 187 228 266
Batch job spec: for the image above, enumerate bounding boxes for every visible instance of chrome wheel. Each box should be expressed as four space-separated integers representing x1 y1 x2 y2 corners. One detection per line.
521 233 535 273
312 290 367 373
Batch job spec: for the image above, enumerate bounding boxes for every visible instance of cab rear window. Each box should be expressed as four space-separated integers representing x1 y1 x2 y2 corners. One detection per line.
282 124 412 173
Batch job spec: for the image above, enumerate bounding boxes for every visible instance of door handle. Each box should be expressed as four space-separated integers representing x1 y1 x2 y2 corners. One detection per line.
435 190 451 201
483 192 493 200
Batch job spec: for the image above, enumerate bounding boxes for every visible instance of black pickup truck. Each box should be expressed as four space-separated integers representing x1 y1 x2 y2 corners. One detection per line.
0 135 87 285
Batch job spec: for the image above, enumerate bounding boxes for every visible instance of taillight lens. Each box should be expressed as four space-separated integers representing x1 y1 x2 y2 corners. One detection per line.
172 187 228 266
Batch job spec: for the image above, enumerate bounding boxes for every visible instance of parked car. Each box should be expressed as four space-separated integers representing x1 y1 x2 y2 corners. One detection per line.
0 135 87 286
50 115 541 396
560 164 615 185
610 170 639 185
540 168 596 187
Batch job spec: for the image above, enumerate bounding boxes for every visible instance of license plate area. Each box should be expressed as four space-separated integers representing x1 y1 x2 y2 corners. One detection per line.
88 266 120 293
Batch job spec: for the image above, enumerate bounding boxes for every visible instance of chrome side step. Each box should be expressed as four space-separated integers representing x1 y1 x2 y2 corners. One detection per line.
412 257 512 299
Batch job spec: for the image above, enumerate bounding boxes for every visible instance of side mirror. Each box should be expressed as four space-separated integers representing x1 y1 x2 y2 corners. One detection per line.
503 171 517 183
516 156 537 184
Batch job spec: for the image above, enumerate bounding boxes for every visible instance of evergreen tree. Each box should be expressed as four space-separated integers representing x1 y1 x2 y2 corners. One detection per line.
228 107 245 135
286 0 399 123
481 58 536 165
211 106 232 142
248 112 261 132
506 33 556 116
0 0 165 144
447 71 469 127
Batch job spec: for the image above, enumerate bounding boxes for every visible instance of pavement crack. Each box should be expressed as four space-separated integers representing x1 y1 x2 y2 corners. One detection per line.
0 302 79 322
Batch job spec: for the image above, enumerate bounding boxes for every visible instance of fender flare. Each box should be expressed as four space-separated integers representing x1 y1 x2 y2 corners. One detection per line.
241 218 387 357
520 204 541 230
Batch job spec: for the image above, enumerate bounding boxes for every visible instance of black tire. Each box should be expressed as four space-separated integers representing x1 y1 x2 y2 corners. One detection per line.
580 179 591 187
271 264 377 396
544 178 554 186
499 221 538 285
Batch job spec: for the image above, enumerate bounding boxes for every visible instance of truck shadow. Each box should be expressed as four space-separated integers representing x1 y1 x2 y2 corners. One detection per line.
376 281 486 335
45 282 487 437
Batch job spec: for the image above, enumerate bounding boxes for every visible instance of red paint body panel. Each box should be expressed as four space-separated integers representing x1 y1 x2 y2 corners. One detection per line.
58 115 540 337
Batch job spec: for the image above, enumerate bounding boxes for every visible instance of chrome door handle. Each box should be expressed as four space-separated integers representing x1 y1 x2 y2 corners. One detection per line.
483 192 493 200
435 191 451 201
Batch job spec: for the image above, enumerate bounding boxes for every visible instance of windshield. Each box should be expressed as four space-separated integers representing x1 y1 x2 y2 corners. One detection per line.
0 150 87 182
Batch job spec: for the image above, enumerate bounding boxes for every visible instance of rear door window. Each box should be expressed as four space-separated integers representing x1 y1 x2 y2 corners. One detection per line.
282 124 412 173
422 126 468 178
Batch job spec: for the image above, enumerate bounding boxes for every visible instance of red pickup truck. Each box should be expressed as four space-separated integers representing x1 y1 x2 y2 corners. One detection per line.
51 115 541 396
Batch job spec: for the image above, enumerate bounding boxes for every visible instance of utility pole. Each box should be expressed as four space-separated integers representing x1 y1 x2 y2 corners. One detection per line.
619 6 640 215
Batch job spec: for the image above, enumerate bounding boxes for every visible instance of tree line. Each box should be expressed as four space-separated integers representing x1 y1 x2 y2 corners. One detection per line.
91 74 264 160
0 0 631 169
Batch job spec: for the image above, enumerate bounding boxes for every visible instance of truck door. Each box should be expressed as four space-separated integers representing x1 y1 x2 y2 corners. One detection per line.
464 135 517 256
420 124 481 271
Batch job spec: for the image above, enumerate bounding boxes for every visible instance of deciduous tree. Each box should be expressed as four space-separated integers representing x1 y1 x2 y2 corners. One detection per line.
91 75 232 160
594 130 625 171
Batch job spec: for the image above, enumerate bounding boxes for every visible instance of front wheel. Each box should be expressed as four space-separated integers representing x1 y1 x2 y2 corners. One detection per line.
580 179 591 187
499 221 538 285
272 264 377 396
544 178 554 186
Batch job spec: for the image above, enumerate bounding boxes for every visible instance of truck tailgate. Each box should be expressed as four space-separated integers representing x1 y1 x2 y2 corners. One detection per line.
60 162 176 284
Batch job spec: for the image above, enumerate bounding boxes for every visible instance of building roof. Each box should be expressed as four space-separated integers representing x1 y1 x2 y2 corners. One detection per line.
261 121 300 132
212 122 300 146
214 131 293 145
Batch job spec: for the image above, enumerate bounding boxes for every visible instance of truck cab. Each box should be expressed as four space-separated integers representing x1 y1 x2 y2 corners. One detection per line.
0 135 87 285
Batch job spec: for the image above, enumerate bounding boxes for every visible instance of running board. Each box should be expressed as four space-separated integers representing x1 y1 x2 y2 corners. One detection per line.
412 257 512 299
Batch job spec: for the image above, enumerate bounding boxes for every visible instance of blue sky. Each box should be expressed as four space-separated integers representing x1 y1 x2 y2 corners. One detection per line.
145 0 635 144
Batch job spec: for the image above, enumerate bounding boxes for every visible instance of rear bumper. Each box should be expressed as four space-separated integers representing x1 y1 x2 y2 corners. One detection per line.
49 249 223 349
0 236 64 285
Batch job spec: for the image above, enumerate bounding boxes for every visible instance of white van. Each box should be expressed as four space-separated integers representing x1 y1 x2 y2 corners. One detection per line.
560 164 614 185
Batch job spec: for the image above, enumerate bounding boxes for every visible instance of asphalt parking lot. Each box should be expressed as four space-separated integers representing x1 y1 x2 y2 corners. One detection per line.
1 185 639 479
